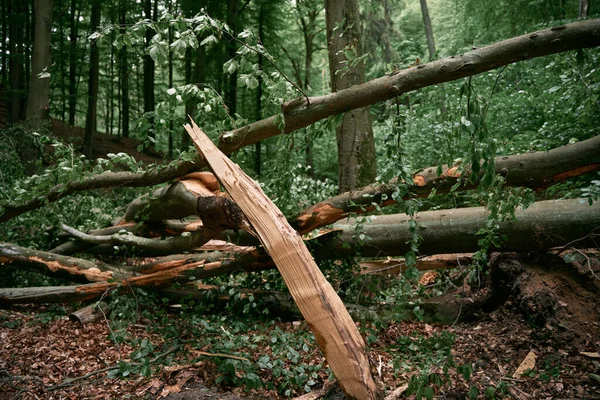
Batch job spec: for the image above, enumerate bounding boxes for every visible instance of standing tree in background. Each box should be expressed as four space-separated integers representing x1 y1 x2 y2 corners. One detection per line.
8 0 27 123
83 0 100 158
225 0 239 117
420 0 437 60
26 0 53 126
580 0 591 17
119 0 129 138
143 0 156 145
325 0 377 192
68 0 79 125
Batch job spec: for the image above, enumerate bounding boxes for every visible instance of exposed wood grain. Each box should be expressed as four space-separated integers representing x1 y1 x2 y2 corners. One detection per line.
184 120 379 400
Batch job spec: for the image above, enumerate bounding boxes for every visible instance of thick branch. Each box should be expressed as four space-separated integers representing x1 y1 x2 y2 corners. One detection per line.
2 19 598 223
0 242 127 282
293 134 600 233
219 19 600 152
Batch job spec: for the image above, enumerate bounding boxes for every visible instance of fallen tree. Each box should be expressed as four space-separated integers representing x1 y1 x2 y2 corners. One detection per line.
1 19 599 223
48 135 600 257
2 199 597 303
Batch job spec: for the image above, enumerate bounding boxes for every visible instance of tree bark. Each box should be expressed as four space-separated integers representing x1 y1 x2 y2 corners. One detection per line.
419 0 436 60
26 0 53 125
254 3 264 176
184 120 380 400
119 0 129 138
68 301 108 324
68 0 78 125
1 21 600 222
225 0 239 117
325 0 377 192
8 0 26 123
143 0 155 143
83 0 101 158
579 0 590 18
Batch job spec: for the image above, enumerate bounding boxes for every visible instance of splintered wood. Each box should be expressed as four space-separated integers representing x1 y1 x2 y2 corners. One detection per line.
184 120 378 400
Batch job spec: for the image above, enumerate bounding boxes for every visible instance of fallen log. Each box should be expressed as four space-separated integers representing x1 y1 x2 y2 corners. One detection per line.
68 301 108 325
293 135 600 234
184 120 380 400
1 20 599 224
330 199 600 257
0 242 127 282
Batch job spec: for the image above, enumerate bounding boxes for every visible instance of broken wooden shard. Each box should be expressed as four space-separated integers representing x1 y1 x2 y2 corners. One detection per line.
184 119 379 400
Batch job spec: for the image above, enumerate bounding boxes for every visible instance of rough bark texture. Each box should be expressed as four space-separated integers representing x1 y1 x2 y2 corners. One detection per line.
25 0 53 124
325 0 377 192
184 120 380 400
293 134 600 234
68 301 108 324
1 20 599 223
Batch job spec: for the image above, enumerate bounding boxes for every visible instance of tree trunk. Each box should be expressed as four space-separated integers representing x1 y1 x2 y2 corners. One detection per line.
185 120 380 400
143 0 155 144
0 0 7 87
254 4 264 176
68 302 108 325
8 0 26 123
119 0 129 138
579 0 591 18
68 0 78 125
225 0 239 117
325 0 377 193
26 0 53 125
83 0 100 158
419 0 436 60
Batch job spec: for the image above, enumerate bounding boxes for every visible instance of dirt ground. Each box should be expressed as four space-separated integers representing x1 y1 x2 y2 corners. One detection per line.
1 252 599 399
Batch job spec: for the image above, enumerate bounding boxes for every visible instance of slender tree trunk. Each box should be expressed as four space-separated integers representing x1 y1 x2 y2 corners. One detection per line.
83 0 101 158
299 7 318 175
1 0 8 87
254 4 264 176
68 0 78 125
579 0 590 17
24 0 31 91
167 1 173 157
325 0 377 193
58 1 66 122
143 0 155 143
419 0 436 60
25 0 53 125
225 0 238 116
119 0 129 138
8 0 26 123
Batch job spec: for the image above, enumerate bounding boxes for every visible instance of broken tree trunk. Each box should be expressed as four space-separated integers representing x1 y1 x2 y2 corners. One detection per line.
330 199 600 257
184 120 380 400
293 134 600 234
1 20 599 224
68 301 108 325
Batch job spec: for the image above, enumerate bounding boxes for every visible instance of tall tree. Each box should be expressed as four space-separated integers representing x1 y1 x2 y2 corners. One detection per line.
83 0 101 158
1 0 7 87
420 0 436 60
325 0 377 192
8 0 27 123
143 0 155 143
68 0 79 125
579 0 590 18
254 2 265 175
225 0 239 117
26 0 53 126
119 0 129 138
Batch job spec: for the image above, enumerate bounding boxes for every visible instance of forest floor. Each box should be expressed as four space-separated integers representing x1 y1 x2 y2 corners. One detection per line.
1 253 599 399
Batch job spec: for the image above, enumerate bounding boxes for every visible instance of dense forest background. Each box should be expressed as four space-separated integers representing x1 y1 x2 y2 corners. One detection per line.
1 0 600 399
